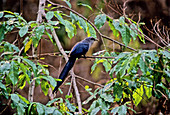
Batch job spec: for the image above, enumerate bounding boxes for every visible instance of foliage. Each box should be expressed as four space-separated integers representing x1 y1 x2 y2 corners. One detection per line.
0 1 169 115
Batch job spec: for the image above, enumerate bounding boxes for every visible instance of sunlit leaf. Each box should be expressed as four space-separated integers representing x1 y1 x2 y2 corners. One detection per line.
77 17 87 32
41 80 49 96
65 20 76 39
18 94 29 104
24 39 32 52
144 86 152 99
133 85 144 106
87 23 96 38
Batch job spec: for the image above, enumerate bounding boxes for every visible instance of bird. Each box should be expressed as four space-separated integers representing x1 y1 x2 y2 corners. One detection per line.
53 37 98 93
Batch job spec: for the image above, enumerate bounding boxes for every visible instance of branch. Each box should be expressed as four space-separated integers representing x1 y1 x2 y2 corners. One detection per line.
46 0 137 51
75 75 104 87
28 0 45 103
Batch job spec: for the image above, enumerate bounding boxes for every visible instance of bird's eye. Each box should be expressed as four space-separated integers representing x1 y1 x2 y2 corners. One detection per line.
91 38 95 40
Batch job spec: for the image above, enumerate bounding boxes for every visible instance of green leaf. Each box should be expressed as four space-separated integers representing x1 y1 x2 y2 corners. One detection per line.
118 105 127 115
45 107 56 114
18 94 30 104
87 23 96 38
19 25 28 37
53 109 62 115
161 51 170 59
113 83 123 100
119 16 125 25
103 82 113 92
91 63 97 73
138 26 145 43
113 20 131 46
36 103 44 115
103 60 112 73
121 26 131 46
94 14 106 29
22 58 37 77
108 19 119 37
4 42 20 52
89 100 97 112
139 56 148 75
101 110 109 115
128 53 141 73
46 98 59 106
0 12 4 18
47 76 57 87
111 107 119 115
118 58 130 78
100 93 114 102
4 14 15 18
32 36 39 48
65 99 76 112
78 3 93 11
0 23 5 42
11 94 20 103
41 80 49 96
77 17 87 32
54 11 65 25
130 24 138 40
98 98 110 111
36 25 45 34
0 82 6 90
144 86 152 99
48 21 59 26
133 85 144 106
63 0 72 8
17 103 25 115
90 107 100 115
8 61 18 85
70 12 78 23
0 61 11 74
46 11 54 20
65 20 76 39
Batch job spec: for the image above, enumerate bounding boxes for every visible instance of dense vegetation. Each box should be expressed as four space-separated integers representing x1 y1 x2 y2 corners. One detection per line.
0 0 169 114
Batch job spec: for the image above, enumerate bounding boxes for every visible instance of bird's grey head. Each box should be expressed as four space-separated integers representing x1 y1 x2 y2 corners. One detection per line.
83 37 98 47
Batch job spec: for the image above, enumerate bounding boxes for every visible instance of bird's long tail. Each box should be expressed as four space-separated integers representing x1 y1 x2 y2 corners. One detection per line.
53 57 76 93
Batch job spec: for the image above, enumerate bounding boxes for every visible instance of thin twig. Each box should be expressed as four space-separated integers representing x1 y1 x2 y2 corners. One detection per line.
38 60 58 72
67 76 73 96
75 75 104 87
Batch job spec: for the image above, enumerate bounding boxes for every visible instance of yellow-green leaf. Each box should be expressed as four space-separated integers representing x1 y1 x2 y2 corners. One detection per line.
25 39 32 52
132 85 144 106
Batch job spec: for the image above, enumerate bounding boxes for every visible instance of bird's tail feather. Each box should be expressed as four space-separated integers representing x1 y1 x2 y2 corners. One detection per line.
53 57 76 93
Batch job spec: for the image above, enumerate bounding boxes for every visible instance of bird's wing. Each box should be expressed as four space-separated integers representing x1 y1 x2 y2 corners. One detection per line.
70 42 89 57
